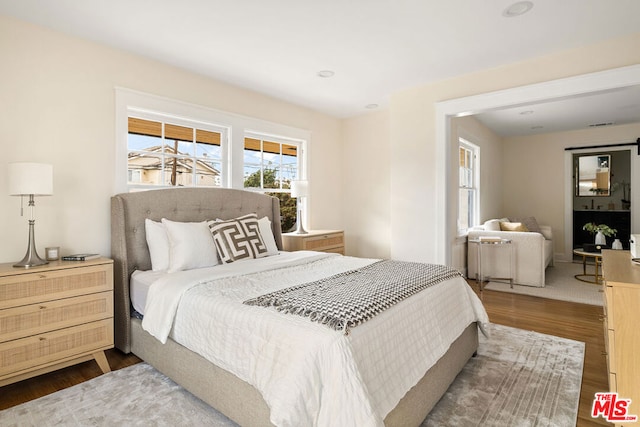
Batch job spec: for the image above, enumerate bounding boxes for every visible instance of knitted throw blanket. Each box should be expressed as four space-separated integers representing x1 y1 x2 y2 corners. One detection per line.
243 260 462 334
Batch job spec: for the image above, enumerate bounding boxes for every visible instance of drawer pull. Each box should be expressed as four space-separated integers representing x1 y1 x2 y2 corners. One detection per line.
38 274 47 279
601 351 608 356
39 337 46 341
40 305 47 310
598 315 605 321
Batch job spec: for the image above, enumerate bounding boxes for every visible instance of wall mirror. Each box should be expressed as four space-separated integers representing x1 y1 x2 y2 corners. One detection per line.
576 154 611 196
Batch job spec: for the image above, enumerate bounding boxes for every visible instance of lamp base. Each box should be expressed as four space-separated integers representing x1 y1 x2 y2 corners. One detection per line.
294 207 308 234
13 256 48 269
13 219 49 268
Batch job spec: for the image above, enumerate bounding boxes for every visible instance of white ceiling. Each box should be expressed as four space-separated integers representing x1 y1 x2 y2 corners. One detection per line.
1 0 639 134
475 85 640 137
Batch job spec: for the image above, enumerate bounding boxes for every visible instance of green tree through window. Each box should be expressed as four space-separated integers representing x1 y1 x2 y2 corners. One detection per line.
244 168 297 232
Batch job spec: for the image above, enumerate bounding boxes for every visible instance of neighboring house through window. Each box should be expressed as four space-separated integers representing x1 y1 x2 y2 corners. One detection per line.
127 116 227 189
458 138 479 235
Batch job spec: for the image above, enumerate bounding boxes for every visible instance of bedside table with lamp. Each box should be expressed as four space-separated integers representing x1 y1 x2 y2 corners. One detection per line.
285 180 345 254
1 162 114 386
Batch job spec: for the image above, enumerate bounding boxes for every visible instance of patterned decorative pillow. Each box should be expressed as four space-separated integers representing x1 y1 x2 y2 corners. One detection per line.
208 213 268 263
258 216 280 256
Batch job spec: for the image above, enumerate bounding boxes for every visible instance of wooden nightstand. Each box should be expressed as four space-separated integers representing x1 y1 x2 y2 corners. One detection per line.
0 258 114 387
282 230 345 254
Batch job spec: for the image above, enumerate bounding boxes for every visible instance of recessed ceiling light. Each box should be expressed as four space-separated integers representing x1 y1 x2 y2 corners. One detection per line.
365 104 379 109
317 70 335 78
503 1 534 17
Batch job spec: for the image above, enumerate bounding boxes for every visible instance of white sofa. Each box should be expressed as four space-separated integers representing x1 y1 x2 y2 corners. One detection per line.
467 218 553 287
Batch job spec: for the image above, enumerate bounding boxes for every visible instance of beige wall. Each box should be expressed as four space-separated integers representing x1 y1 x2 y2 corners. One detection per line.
380 32 640 263
342 110 391 259
503 122 640 261
0 15 344 263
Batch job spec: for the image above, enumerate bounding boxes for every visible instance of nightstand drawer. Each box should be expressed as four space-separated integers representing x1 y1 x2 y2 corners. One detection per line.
322 246 346 254
0 264 112 309
0 291 113 343
282 230 345 254
302 233 344 251
0 319 113 378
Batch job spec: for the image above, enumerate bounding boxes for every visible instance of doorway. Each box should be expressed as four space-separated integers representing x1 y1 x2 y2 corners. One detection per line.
571 150 631 251
436 64 640 265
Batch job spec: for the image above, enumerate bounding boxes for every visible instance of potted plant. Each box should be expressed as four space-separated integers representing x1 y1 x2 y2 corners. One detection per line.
583 222 617 245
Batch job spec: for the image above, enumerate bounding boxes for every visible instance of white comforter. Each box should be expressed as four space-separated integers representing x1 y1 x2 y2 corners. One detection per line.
141 251 489 427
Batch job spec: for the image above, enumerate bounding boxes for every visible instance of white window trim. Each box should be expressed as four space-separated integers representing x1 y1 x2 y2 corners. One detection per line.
457 137 480 236
115 88 310 196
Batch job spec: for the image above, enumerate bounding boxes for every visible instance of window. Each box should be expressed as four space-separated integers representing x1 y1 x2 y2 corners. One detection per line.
116 89 309 231
458 138 479 235
127 116 227 190
243 133 304 232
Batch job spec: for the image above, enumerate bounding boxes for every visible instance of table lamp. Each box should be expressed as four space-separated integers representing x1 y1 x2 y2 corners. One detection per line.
8 162 53 268
290 180 309 234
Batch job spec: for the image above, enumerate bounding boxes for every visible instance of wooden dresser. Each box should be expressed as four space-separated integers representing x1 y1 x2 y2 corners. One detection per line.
601 250 640 424
282 230 345 254
0 258 114 386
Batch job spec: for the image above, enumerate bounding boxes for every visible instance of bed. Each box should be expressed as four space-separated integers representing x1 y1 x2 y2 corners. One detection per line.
110 187 488 427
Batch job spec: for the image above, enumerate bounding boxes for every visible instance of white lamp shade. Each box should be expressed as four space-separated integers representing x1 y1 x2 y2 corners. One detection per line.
290 180 309 198
8 162 53 196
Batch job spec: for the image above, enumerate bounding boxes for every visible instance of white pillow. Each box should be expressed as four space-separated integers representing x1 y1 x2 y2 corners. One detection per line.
145 219 170 271
484 218 509 231
162 218 219 273
258 216 279 256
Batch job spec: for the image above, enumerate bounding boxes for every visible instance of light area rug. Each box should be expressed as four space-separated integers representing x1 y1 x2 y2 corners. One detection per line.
0 324 584 427
484 261 603 306
423 323 584 427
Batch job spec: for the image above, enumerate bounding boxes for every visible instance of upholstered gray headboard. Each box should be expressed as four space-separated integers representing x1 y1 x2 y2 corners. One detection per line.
110 187 283 353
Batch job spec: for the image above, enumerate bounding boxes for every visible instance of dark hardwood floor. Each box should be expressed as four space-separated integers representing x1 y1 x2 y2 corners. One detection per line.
0 282 611 426
469 281 611 427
